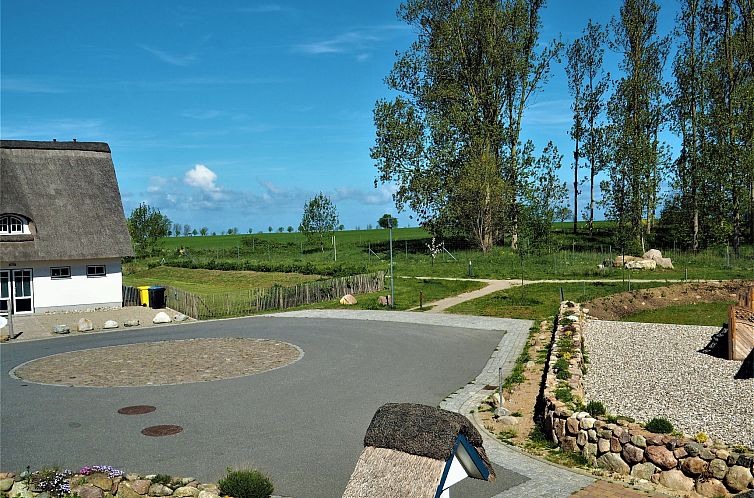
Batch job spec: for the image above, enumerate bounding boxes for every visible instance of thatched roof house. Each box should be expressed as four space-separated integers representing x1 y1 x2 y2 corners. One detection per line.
0 140 133 314
342 403 495 498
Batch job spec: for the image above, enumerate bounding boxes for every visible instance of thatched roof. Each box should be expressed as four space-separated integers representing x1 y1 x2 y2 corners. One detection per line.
341 446 445 498
0 140 134 261
364 403 492 468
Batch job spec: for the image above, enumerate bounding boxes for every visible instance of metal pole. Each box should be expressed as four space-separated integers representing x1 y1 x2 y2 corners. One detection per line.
389 220 395 308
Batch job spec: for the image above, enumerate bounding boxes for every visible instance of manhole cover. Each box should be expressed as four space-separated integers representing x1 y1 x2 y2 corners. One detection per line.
141 425 183 437
118 405 156 415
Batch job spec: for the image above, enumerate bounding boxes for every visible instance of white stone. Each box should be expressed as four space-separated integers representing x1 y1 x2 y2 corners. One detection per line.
152 311 171 324
173 313 189 322
339 294 357 305
625 259 657 270
103 320 119 329
77 318 94 332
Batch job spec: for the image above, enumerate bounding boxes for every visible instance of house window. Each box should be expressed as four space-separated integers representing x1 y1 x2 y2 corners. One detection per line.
86 265 106 277
0 215 27 235
50 266 71 279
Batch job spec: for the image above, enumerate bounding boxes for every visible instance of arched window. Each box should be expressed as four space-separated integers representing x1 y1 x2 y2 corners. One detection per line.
0 215 29 235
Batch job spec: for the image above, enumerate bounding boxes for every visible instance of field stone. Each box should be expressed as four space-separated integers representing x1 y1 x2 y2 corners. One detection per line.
173 313 189 322
581 417 596 430
124 320 140 327
610 437 622 452
699 448 716 460
596 452 630 475
52 324 70 334
724 466 753 492
695 478 728 498
566 417 580 435
73 485 103 498
87 477 113 491
655 469 694 492
10 482 33 498
598 438 611 454
78 318 94 332
562 436 579 453
197 491 220 498
172 487 199 497
630 435 647 448
685 442 703 457
577 431 587 447
587 429 597 442
152 312 171 324
116 483 142 498
103 320 119 329
148 484 173 497
0 479 14 492
680 456 708 476
630 462 657 480
130 480 151 495
646 445 678 470
622 443 644 465
339 294 357 305
708 459 728 480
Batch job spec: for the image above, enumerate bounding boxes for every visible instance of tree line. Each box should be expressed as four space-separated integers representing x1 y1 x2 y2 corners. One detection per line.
372 0 753 255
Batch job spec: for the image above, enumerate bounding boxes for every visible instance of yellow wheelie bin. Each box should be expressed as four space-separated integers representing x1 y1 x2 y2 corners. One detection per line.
138 286 151 307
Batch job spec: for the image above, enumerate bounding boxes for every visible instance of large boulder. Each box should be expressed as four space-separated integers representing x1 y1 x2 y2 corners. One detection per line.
596 452 631 474
123 319 140 327
643 249 674 269
152 312 171 324
625 259 657 270
77 318 94 332
695 478 729 498
103 320 119 329
654 469 694 492
339 294 357 305
724 465 753 492
613 255 642 267
52 324 70 334
646 445 678 470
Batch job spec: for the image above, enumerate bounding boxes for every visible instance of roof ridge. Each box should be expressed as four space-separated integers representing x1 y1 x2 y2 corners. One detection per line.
1 140 111 153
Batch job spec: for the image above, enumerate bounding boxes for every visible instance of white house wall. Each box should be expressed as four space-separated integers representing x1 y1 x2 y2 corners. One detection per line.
28 258 123 312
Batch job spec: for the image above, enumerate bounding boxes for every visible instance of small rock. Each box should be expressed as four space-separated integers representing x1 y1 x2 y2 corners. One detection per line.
339 294 357 305
197 485 218 493
173 313 189 322
9 482 33 498
116 483 142 498
74 485 104 498
596 452 630 474
77 318 94 332
152 312 171 324
52 324 70 334
377 295 392 306
498 416 519 426
655 469 694 492
674 448 688 459
685 441 703 457
103 320 119 329
179 479 194 486
736 455 754 468
610 437 622 453
646 445 678 470
724 465 753 492
716 449 730 461
566 417 580 435
124 320 140 327
197 491 220 498
562 436 579 453
587 429 597 442
699 448 716 460
580 417 596 430
630 435 647 448
577 431 587 447
694 478 728 498
87 477 113 491
598 438 611 454
630 462 657 480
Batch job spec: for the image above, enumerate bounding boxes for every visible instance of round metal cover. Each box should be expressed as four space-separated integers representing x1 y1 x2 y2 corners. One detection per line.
141 425 183 437
118 405 156 415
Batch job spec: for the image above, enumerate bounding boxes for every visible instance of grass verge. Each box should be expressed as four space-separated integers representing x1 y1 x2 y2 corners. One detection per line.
622 301 733 326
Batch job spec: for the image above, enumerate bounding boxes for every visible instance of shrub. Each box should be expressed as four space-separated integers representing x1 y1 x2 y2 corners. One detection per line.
554 386 573 403
695 432 708 443
556 369 571 380
645 418 674 434
585 400 606 416
218 468 274 498
554 357 569 371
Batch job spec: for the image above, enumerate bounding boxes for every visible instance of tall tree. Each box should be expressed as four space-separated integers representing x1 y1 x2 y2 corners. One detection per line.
372 0 561 252
604 0 670 252
299 192 339 252
127 203 170 257
566 36 586 234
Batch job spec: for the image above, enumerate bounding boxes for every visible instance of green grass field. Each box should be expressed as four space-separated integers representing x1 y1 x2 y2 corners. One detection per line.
146 224 754 281
445 281 668 320
622 301 733 327
122 266 323 294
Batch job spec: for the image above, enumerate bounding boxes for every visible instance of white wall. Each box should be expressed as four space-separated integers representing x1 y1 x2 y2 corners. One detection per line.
26 258 123 311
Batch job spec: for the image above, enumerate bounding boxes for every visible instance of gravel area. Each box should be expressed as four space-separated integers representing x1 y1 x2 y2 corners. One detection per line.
583 320 754 447
11 338 303 387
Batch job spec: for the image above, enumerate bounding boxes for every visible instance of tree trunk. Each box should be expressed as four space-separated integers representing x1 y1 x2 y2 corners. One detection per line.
573 144 579 234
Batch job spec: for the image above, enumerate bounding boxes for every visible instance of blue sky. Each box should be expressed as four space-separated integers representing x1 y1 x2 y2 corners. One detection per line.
1 1 679 233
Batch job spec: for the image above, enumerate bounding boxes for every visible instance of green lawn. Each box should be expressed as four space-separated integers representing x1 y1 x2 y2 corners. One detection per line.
122 266 322 295
445 281 668 320
145 225 754 281
622 301 733 326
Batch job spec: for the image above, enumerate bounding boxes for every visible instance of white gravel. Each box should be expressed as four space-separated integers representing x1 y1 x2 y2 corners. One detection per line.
583 320 754 447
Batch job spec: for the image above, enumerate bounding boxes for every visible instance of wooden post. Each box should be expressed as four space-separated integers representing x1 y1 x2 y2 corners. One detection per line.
728 304 736 360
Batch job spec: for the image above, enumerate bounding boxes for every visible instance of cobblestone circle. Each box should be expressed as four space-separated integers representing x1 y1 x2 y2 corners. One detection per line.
11 338 303 387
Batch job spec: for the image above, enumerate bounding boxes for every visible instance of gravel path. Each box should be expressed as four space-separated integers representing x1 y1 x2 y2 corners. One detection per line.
583 320 754 447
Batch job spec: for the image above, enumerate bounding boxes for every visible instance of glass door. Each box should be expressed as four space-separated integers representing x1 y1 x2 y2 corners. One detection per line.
12 269 33 313
0 270 9 314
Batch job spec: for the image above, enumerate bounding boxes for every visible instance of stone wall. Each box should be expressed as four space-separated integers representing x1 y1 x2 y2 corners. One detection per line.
541 301 754 497
0 469 283 498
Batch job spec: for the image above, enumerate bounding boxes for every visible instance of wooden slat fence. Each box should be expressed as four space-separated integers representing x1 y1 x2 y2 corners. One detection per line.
122 285 140 307
162 271 385 320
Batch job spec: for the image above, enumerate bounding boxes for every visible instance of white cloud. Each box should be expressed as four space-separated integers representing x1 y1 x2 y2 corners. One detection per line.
139 45 197 66
184 164 220 192
146 176 169 193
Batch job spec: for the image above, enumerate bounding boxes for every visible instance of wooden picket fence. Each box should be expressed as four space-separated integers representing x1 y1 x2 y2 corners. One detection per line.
727 287 754 361
159 271 385 320
122 285 141 307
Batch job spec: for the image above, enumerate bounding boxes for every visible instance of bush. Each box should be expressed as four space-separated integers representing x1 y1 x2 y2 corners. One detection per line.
556 369 571 380
554 386 573 403
554 357 569 371
645 417 674 434
585 400 606 416
218 468 274 498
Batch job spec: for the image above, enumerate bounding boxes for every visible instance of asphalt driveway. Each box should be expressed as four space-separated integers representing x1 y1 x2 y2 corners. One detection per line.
1 315 511 498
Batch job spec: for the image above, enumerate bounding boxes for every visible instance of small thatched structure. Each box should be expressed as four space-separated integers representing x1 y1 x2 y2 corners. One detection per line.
342 403 494 498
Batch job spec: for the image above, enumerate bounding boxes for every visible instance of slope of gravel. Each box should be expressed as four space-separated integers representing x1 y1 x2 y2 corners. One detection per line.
583 320 754 447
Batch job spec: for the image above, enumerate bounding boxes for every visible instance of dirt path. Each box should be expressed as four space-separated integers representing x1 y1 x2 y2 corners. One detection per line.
404 277 718 313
